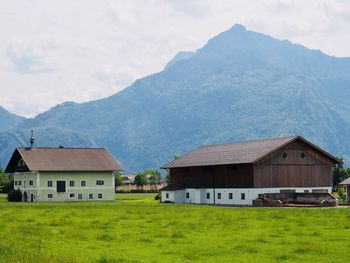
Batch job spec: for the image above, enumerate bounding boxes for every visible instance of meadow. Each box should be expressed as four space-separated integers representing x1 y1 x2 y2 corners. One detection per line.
0 193 349 263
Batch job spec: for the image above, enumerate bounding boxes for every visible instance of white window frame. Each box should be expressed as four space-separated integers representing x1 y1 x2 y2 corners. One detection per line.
96 179 104 186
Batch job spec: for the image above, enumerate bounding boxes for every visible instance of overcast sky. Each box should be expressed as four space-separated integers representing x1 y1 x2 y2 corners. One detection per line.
0 0 349 117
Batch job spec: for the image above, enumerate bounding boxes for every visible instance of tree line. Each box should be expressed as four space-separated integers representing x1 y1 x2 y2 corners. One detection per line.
115 169 164 190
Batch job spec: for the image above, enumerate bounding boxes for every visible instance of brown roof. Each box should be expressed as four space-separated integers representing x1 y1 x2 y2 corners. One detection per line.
340 177 350 185
162 136 340 169
5 147 123 172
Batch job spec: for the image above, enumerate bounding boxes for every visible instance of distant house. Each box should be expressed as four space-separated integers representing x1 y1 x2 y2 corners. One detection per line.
161 136 340 205
340 178 350 203
116 173 165 191
5 147 123 202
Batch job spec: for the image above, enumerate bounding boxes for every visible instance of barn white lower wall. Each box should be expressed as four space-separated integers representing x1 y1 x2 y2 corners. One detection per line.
161 187 332 205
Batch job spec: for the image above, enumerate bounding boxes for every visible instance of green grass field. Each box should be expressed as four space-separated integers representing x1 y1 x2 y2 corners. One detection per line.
0 193 349 263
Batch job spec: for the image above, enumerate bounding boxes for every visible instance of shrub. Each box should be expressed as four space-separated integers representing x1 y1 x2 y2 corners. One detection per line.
154 194 160 200
7 189 22 202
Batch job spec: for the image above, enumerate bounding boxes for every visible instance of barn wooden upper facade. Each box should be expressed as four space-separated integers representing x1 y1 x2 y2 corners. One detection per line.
161 136 340 205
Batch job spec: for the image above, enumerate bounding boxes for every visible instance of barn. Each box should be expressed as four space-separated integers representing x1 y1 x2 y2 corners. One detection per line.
161 136 340 205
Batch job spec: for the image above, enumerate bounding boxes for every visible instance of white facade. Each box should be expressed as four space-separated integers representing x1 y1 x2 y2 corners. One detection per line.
161 187 332 206
14 171 116 202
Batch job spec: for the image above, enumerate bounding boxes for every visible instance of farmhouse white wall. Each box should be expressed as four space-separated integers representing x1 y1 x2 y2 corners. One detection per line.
14 171 115 202
161 187 332 205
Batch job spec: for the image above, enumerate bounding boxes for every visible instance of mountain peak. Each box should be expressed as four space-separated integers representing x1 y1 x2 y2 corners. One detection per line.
229 24 247 32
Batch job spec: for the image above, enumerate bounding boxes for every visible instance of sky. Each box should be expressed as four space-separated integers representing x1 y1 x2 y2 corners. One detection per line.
0 0 349 118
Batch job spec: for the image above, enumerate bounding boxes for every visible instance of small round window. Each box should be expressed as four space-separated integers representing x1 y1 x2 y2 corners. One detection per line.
300 152 306 159
282 152 288 159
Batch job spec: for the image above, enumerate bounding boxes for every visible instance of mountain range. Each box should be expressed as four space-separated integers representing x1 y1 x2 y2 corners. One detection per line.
1 24 350 171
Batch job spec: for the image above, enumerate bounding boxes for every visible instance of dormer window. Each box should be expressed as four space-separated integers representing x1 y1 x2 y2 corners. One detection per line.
18 158 25 167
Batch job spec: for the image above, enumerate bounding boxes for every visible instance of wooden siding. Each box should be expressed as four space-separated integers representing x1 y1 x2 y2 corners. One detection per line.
169 164 254 188
254 140 333 188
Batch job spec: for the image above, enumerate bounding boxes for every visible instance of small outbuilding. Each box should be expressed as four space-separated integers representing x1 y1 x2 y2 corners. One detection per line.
161 136 340 205
340 178 350 203
5 147 123 202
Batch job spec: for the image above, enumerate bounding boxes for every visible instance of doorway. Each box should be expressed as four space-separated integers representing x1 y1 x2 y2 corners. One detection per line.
30 193 34 202
23 191 28 202
56 181 66 193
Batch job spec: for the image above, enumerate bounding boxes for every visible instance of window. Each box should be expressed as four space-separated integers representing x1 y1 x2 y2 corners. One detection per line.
70 193 75 198
304 190 309 193
29 180 33 186
18 159 25 167
48 181 53 187
78 194 83 200
241 193 245 200
24 180 26 186
48 194 53 199
300 152 306 159
229 193 233 200
14 181 18 186
69 180 75 187
98 193 103 199
96 180 104 186
81 181 86 187
56 181 66 193
282 152 288 159
18 180 22 186
217 193 221 199
166 193 169 199
89 193 93 199
186 192 190 199
206 193 210 199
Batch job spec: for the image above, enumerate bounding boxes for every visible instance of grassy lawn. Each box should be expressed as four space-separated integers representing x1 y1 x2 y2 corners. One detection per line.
0 194 349 262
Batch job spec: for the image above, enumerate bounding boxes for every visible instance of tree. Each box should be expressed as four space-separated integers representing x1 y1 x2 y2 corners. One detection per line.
174 154 181 160
134 173 148 190
146 170 162 189
338 186 346 203
165 171 170 185
115 172 124 188
0 169 12 193
7 189 22 202
332 159 349 191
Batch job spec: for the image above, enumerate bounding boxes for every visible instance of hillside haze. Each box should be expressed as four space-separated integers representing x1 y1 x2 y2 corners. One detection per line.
1 24 350 171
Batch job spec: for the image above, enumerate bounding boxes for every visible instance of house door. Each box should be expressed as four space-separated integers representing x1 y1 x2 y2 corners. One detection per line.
30 193 34 202
57 181 66 193
23 191 28 202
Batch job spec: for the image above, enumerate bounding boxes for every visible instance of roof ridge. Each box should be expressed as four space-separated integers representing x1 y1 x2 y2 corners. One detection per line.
17 147 106 150
197 135 298 149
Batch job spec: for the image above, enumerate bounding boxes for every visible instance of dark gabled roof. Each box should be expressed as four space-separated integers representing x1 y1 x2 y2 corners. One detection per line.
340 177 350 185
5 147 123 173
162 136 341 169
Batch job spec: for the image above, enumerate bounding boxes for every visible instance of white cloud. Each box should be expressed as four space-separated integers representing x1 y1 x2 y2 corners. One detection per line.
0 0 349 117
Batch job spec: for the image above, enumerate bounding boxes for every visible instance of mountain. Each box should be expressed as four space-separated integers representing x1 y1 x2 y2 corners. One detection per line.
164 51 196 70
0 107 25 131
1 24 350 171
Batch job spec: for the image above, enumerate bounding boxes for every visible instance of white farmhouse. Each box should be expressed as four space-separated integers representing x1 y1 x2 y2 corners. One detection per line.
5 147 123 202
